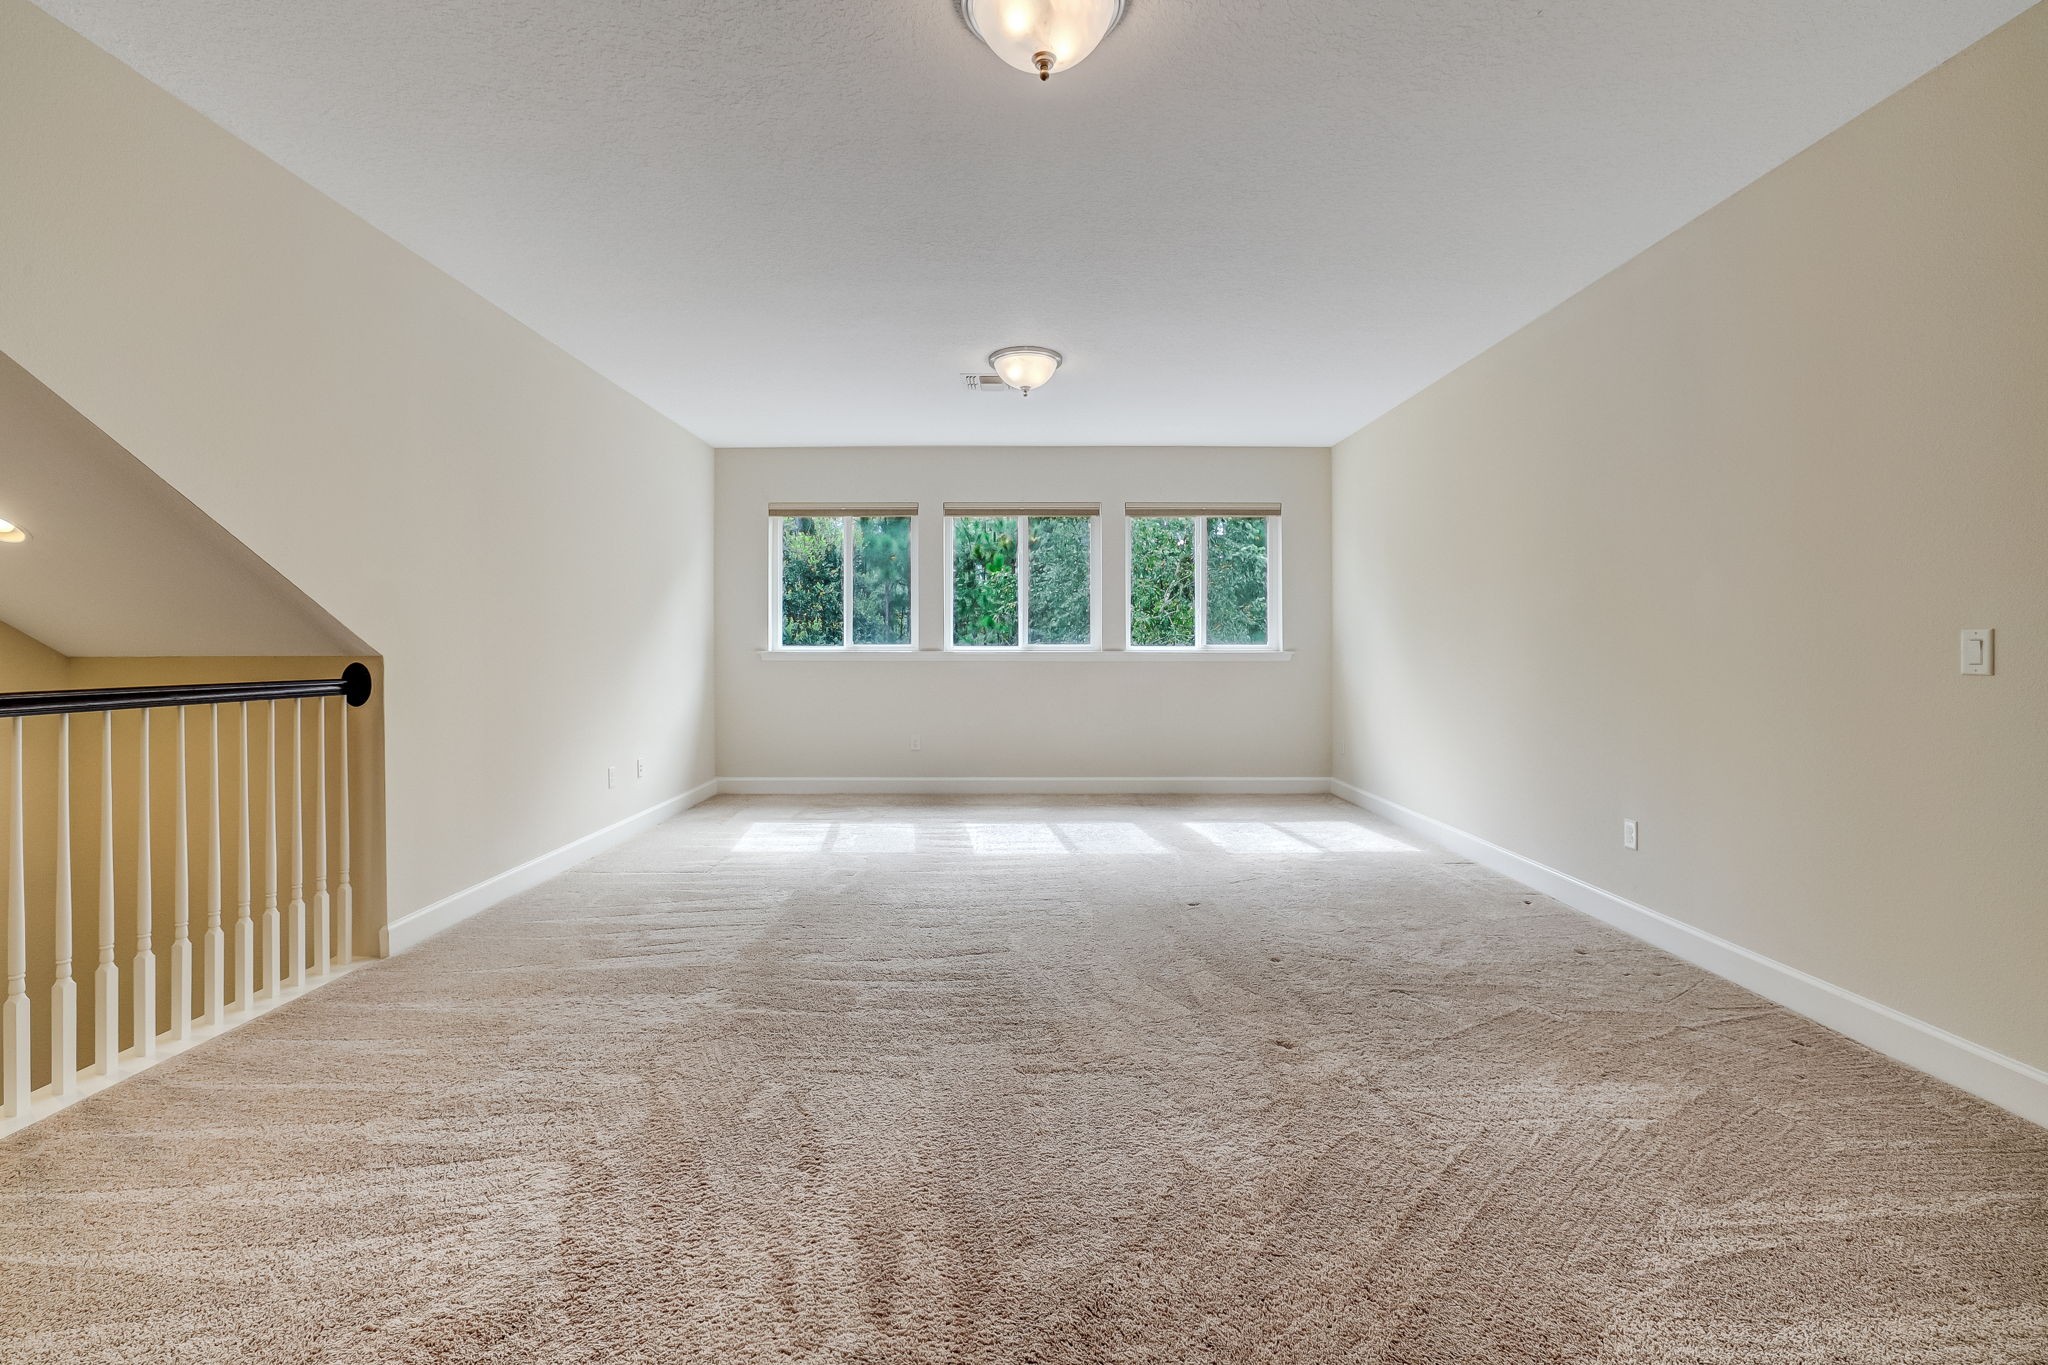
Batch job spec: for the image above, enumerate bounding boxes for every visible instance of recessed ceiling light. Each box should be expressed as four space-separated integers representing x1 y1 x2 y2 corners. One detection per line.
0 518 26 544
988 346 1063 396
958 0 1127 82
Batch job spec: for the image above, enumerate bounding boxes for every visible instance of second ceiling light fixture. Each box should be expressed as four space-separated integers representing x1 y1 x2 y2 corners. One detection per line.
988 346 1063 396
959 0 1128 81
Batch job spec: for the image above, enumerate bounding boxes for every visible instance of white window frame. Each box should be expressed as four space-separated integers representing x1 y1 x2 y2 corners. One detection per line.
1125 514 1281 652
943 514 1102 652
768 514 919 652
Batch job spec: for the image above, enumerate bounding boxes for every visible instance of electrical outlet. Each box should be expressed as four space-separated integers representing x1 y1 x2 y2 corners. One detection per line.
606 765 616 790
910 735 922 751
636 757 646 779
1622 819 1638 851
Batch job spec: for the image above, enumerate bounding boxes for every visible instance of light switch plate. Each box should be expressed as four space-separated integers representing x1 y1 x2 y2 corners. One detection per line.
1961 628 1993 675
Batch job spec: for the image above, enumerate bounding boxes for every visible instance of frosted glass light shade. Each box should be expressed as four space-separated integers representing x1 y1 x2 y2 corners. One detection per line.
989 346 1062 394
961 0 1127 80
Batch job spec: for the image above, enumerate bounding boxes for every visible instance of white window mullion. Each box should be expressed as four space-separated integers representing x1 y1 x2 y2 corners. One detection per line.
907 516 921 650
769 517 785 648
1264 515 1280 650
840 516 855 646
1123 517 1135 649
1193 515 1209 649
943 517 955 648
1016 516 1030 647
1090 515 1103 648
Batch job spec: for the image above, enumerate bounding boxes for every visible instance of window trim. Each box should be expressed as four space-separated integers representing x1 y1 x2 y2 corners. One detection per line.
768 513 919 652
943 513 1102 652
1125 513 1281 652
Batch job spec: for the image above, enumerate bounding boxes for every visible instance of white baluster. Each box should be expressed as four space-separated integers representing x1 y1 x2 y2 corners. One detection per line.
311 697 330 978
233 703 253 1013
50 715 76 1094
168 708 192 1042
2 718 31 1119
260 701 279 1000
95 711 118 1074
132 710 156 1060
338 699 353 966
287 699 305 991
202 705 225 1026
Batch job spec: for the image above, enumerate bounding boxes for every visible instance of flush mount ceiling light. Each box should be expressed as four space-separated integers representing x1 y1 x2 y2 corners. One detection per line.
987 346 1063 396
958 0 1128 81
0 518 26 544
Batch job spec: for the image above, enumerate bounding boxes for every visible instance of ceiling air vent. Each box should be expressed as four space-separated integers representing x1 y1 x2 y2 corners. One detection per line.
962 373 1011 393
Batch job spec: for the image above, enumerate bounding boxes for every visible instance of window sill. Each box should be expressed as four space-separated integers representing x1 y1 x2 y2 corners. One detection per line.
756 649 1294 662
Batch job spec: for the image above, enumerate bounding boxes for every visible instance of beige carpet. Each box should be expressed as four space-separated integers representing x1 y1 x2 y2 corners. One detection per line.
1 795 2043 1363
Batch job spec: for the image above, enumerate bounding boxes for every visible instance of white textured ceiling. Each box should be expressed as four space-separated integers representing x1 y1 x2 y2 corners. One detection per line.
29 0 2034 447
0 352 364 658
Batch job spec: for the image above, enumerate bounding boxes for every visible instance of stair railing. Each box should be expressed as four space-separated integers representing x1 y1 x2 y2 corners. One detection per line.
0 664 372 1131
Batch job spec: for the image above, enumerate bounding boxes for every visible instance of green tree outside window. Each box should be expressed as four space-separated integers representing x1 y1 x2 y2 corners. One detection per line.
1129 515 1270 647
1027 517 1092 645
1129 517 1196 646
951 516 1018 646
1206 516 1269 645
779 516 844 646
852 517 912 645
780 515 913 647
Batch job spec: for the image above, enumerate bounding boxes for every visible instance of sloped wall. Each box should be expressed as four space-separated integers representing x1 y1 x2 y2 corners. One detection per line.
0 1 716 925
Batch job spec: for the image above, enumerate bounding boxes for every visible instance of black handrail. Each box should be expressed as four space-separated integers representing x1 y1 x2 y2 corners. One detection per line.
0 663 373 719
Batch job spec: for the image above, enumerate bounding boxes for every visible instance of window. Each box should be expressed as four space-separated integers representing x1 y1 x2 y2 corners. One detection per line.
770 505 915 648
945 504 1099 649
765 499 1281 657
1126 505 1278 649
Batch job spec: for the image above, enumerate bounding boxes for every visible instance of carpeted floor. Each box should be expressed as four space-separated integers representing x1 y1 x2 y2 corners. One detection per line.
1 795 2043 1363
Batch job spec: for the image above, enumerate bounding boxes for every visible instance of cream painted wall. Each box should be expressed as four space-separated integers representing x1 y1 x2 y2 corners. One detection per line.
1331 8 2047 1068
717 447 1330 783
0 1 715 924
0 351 362 659
0 620 71 693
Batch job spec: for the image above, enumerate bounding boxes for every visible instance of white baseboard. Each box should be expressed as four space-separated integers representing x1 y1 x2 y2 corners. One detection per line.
716 776 1331 796
380 778 720 955
1331 780 2048 1130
